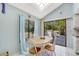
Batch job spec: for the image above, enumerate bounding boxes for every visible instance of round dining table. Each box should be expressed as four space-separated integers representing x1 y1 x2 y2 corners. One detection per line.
29 37 52 45
25 37 77 56
28 37 53 54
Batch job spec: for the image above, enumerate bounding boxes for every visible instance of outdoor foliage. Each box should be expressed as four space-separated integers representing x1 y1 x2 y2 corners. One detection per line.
25 20 34 33
44 20 65 35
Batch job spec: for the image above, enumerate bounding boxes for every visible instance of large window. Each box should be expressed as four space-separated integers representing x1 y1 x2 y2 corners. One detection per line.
44 19 66 46
19 15 35 54
25 19 34 40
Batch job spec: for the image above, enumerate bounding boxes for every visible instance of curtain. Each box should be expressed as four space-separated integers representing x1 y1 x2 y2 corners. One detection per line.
19 15 26 54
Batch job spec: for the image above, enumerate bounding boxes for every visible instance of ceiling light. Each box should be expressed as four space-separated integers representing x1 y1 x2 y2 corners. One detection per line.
36 3 48 10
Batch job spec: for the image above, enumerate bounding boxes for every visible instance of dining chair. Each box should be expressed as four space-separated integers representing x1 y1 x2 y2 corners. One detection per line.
27 37 42 56
44 30 56 56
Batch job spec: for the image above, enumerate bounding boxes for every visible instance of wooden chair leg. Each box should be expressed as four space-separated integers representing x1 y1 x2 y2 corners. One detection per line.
34 47 37 53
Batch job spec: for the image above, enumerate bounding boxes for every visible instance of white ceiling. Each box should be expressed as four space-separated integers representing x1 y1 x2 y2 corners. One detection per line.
9 3 62 19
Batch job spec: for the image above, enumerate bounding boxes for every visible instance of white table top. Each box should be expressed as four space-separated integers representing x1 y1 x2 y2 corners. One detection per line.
29 37 52 45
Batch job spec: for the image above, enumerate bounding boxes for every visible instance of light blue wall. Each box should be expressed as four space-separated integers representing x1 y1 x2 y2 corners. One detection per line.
44 3 74 21
0 3 41 55
66 18 74 49
44 3 74 49
0 3 39 55
34 18 41 37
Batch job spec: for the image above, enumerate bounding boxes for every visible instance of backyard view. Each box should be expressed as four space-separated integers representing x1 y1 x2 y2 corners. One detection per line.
44 19 66 46
25 20 34 40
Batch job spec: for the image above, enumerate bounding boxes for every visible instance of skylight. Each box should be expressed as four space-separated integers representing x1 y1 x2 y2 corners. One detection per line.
36 3 48 10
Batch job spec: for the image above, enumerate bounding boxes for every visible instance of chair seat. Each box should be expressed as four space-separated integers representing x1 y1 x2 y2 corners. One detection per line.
44 44 54 51
29 47 41 55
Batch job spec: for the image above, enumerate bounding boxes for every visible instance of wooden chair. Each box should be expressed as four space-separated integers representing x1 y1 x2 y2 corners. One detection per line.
28 37 42 56
44 30 56 56
29 46 41 56
44 43 55 56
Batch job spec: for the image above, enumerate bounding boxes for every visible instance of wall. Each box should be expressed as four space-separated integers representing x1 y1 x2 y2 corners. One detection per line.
44 4 73 21
0 3 40 55
73 14 79 53
66 18 74 49
34 18 41 37
0 4 30 55
73 3 79 14
44 4 74 49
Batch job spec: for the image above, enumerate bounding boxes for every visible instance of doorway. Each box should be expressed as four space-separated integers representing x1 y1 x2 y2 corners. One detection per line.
44 19 66 47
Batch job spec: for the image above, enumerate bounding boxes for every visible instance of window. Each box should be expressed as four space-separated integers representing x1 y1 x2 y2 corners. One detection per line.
25 19 34 39
44 19 66 46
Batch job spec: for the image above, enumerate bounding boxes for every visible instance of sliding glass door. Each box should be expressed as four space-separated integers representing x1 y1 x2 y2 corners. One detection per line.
44 19 66 46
